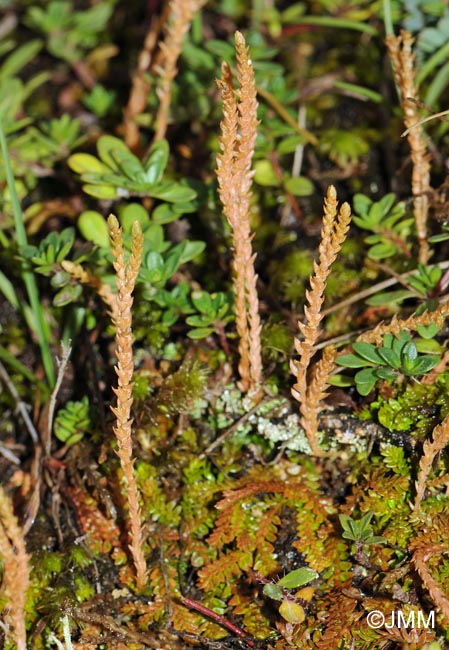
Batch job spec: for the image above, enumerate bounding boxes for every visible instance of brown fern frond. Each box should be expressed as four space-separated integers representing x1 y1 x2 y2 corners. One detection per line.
291 187 351 456
108 215 148 590
216 32 262 396
154 0 207 142
414 414 449 510
0 487 30 650
386 30 431 263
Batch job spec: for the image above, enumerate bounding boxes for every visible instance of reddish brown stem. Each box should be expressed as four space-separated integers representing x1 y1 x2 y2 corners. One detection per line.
181 597 254 646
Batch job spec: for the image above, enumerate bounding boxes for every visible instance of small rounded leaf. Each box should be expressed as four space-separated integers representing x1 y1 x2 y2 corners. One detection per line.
68 153 108 174
120 203 150 232
279 599 305 624
82 184 117 199
263 583 283 601
278 567 318 589
78 211 110 248
254 160 278 186
284 176 314 196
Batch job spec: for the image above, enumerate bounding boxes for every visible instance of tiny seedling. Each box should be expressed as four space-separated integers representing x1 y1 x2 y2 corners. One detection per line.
352 192 412 260
262 567 318 624
339 512 386 546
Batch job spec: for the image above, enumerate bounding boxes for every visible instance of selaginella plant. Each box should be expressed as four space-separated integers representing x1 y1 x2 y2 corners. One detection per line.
7 3 449 648
107 214 147 590
386 29 431 264
216 31 262 397
290 186 351 456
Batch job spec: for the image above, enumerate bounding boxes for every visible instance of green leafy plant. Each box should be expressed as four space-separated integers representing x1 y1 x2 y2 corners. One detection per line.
407 263 442 302
366 263 442 310
352 192 413 260
381 445 411 476
54 396 90 446
1 116 84 212
262 567 318 624
82 85 117 118
21 228 91 307
22 229 76 277
68 137 196 202
185 290 232 339
0 39 46 129
0 119 54 386
336 331 440 395
26 0 113 63
18 114 85 161
416 7 449 54
339 512 386 546
152 283 194 327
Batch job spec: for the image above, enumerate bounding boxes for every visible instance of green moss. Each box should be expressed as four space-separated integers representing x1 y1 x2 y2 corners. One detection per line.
261 321 292 361
74 575 95 602
371 376 449 438
267 248 312 307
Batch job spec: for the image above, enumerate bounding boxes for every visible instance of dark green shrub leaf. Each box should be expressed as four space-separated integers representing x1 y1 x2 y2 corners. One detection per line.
354 368 378 395
336 354 372 369
97 135 130 170
352 342 384 364
150 182 197 202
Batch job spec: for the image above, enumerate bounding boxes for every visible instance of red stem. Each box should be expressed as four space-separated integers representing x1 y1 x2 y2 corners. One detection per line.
181 597 254 646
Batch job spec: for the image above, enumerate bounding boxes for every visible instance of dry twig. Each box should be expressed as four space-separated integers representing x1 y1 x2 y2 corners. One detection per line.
44 341 72 457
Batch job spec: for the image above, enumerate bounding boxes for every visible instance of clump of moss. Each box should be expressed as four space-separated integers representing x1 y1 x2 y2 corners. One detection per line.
141 358 209 425
366 373 449 438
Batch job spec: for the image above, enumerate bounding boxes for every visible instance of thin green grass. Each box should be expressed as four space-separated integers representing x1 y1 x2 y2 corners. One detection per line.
0 345 48 393
0 119 55 387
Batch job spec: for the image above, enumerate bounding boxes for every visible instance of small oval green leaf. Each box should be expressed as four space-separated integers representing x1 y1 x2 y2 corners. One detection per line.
78 211 110 248
68 153 108 174
278 567 318 589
